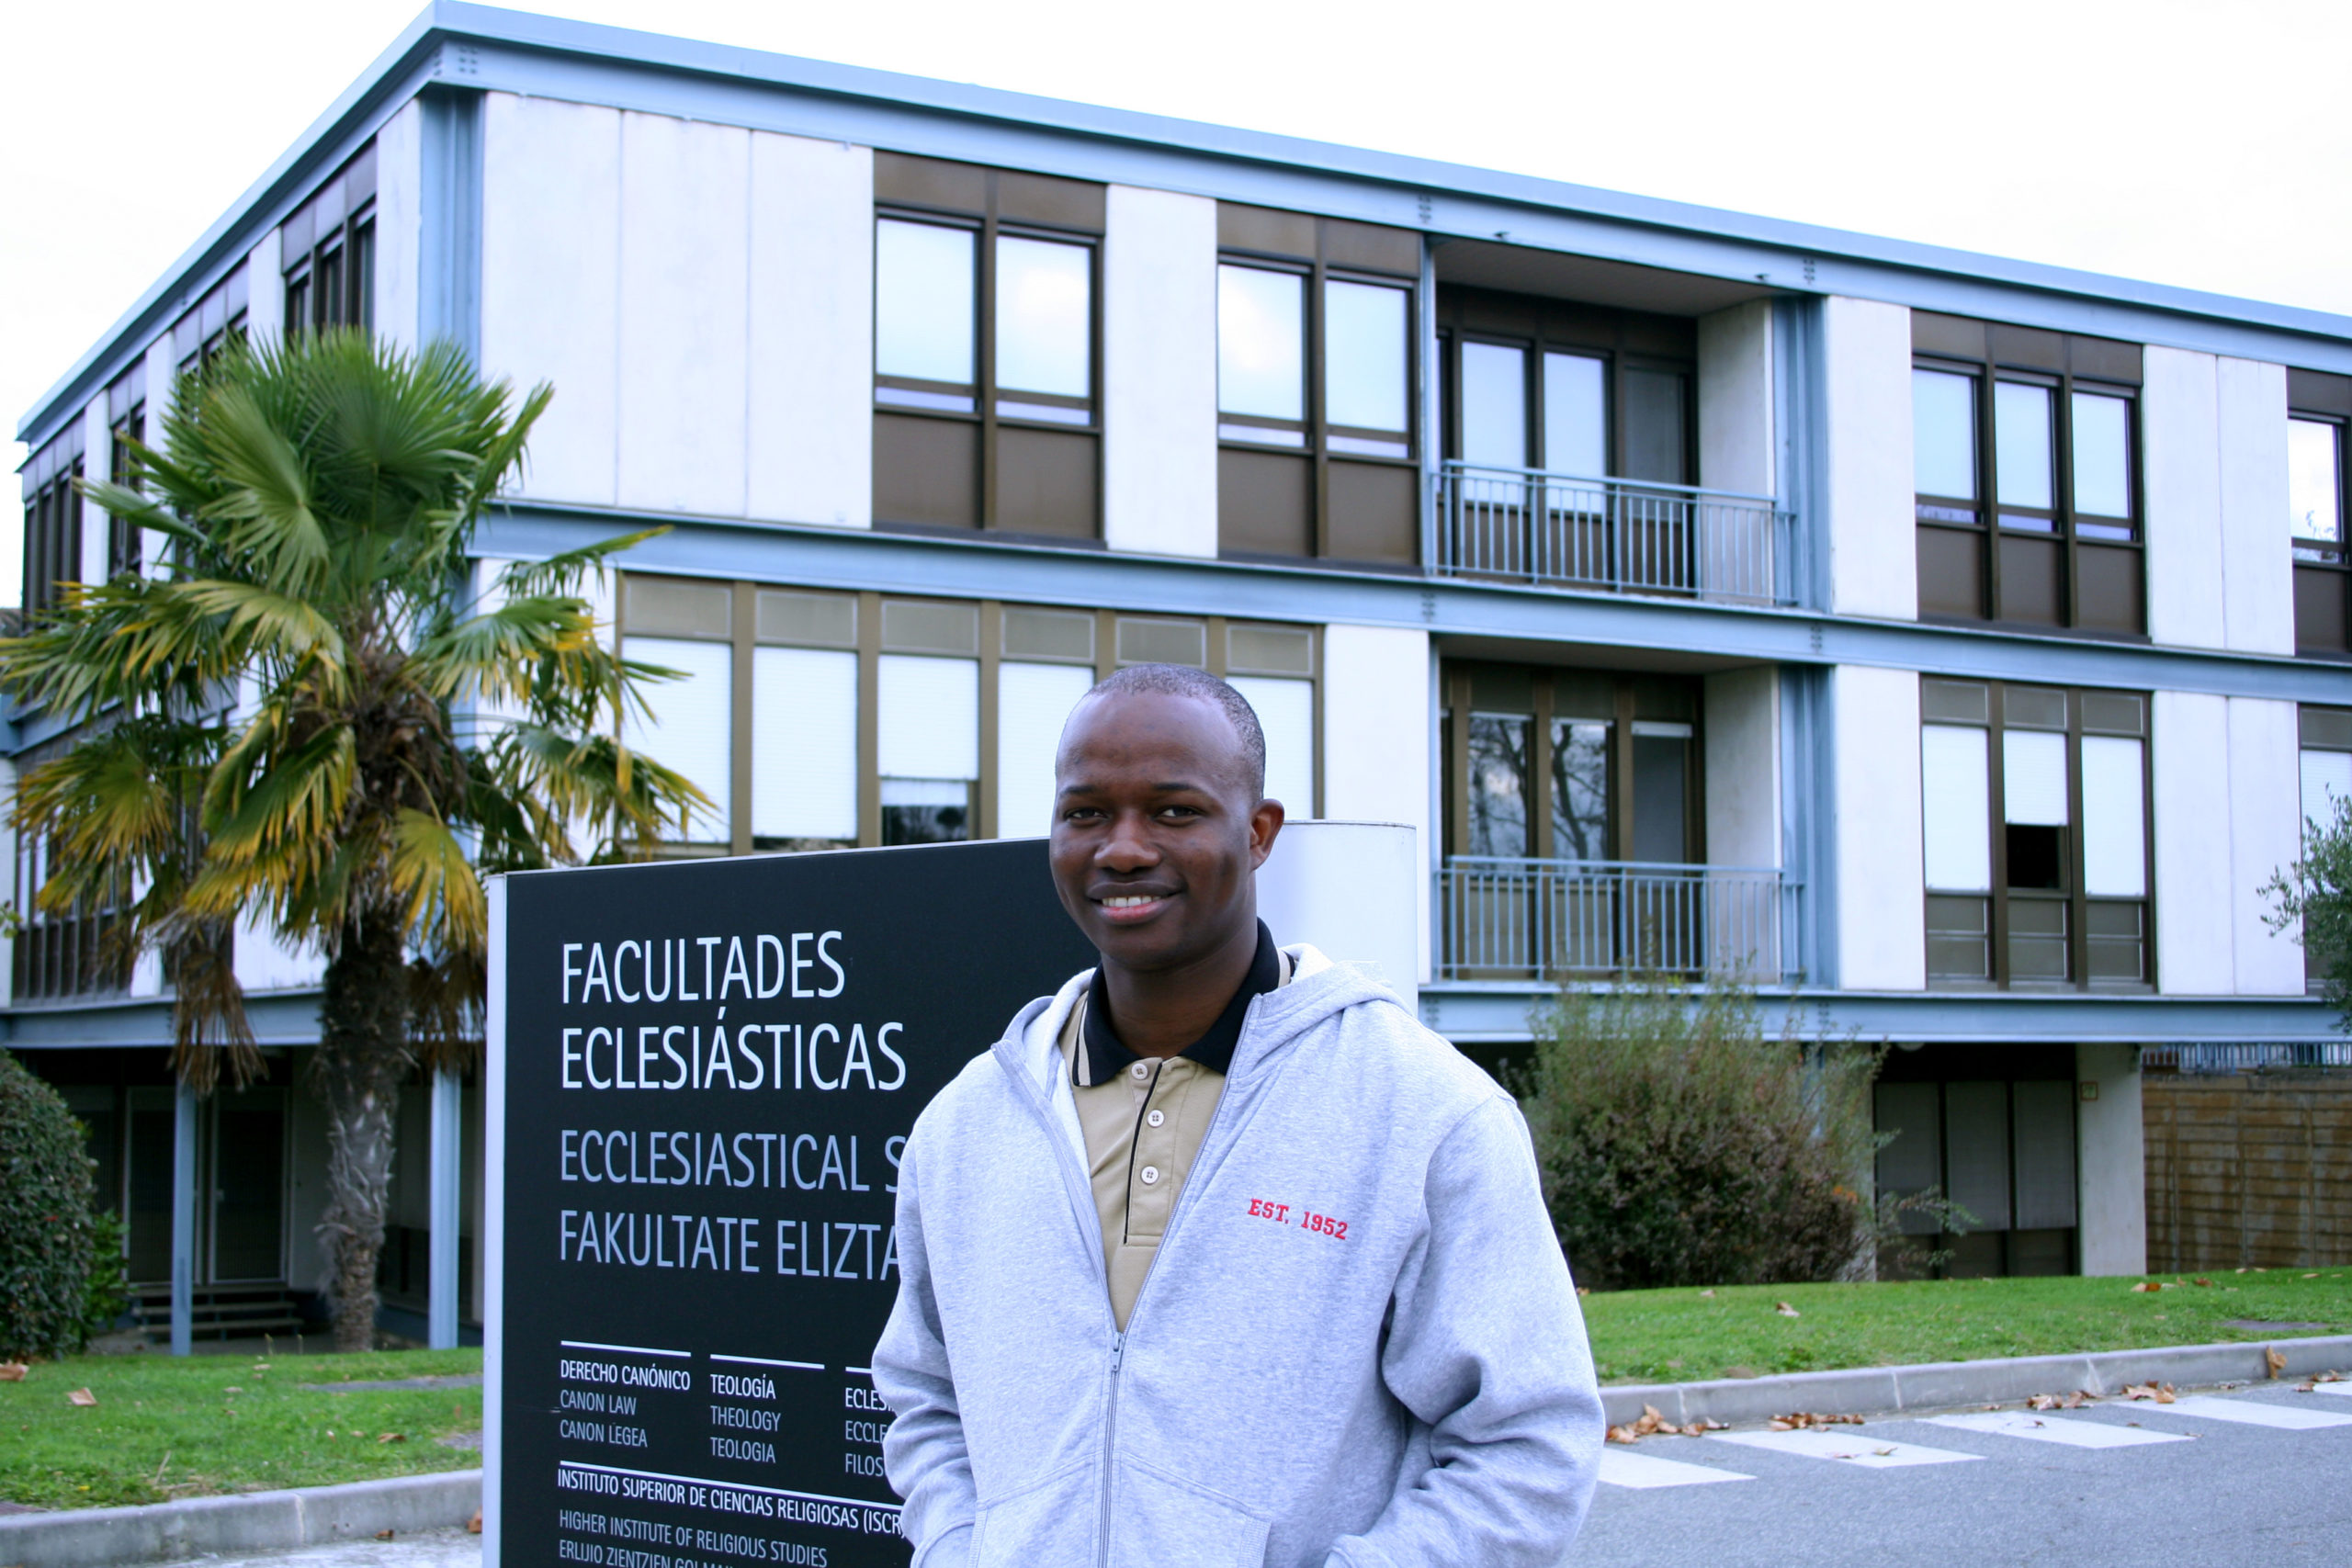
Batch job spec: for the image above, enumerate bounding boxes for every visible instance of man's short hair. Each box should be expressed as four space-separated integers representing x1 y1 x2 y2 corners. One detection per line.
1080 663 1267 799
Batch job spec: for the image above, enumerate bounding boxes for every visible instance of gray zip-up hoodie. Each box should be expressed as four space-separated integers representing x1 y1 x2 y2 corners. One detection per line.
872 946 1603 1568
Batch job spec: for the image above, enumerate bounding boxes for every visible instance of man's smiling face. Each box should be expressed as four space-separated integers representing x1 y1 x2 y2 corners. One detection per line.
1048 690 1282 976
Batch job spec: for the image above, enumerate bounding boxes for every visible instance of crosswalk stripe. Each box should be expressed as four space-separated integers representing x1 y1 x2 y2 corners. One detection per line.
2306 1382 2352 1400
1925 1411 2191 1449
1709 1428 1983 1468
1597 1449 1755 1489
2138 1394 2352 1430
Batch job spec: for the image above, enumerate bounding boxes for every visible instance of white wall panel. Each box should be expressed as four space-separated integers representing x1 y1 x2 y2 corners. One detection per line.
232 911 324 991
480 93 619 506
1822 297 1916 618
1319 624 1432 981
1702 666 1778 868
1698 300 1774 497
2140 345 2224 649
2151 690 2233 994
2075 1042 2146 1277
79 399 109 586
1830 663 1925 989
749 133 872 528
140 336 176 578
244 229 284 352
373 99 424 352
617 113 749 517
2228 695 2303 993
2217 357 2293 655
1103 184 1218 558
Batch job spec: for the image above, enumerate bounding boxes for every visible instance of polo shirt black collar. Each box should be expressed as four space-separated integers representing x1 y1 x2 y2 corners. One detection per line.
1073 921 1280 1088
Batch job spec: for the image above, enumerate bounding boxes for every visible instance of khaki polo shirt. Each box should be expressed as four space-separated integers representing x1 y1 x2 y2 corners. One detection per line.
1063 925 1290 1330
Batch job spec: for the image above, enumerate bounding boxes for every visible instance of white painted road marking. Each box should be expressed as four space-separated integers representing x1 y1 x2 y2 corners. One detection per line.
2307 1381 2352 1400
2141 1394 2352 1430
1926 1411 2191 1449
1598 1449 1755 1488
1710 1428 1984 1468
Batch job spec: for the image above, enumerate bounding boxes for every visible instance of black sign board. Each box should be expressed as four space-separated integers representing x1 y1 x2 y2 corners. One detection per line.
488 840 1094 1568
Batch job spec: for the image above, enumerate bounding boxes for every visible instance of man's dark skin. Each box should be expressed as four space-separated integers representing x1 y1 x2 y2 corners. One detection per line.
1049 690 1284 1059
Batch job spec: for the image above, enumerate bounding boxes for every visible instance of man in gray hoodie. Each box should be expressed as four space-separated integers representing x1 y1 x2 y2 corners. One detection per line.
874 664 1603 1568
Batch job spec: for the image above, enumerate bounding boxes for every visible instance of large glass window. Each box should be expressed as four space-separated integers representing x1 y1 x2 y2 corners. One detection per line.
19 428 84 619
105 362 145 580
2297 706 2352 988
2289 373 2352 660
620 579 1317 852
1440 289 1693 488
1216 204 1419 566
1919 678 2150 988
872 153 1102 540
1912 312 2143 634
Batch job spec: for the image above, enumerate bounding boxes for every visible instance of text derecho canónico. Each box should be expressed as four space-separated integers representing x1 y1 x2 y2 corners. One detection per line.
552 931 907 1284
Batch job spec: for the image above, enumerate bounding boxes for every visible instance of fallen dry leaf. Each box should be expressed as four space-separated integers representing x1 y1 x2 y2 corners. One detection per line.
375 1529 396 1540
1606 1404 1714 1443
1871 1447 1896 1456
378 1432 406 1444
1770 1411 1864 1430
2130 1281 2162 1293
1774 1302 1801 1318
1605 1424 1639 1444
0 1362 26 1382
67 1388 96 1407
2193 1278 2212 1287
1699 1289 1715 1298
2120 1382 2177 1404
2266 1348 2289 1380
468 1510 483 1535
2305 1272 2321 1280
1575 1286 1589 1297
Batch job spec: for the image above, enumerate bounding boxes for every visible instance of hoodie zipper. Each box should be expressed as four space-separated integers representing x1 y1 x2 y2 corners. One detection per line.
1096 1331 1125 1567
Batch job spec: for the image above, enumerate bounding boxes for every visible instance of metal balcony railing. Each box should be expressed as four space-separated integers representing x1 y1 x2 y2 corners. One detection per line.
1432 461 1794 605
1436 856 1801 983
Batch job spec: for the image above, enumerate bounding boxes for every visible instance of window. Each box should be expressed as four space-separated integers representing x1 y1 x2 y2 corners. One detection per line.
1440 662 1700 864
871 153 1102 541
2299 706 2352 990
1873 1055 2079 1278
282 143 377 336
1911 313 2143 636
172 266 249 377
2289 368 2352 659
1216 204 1420 566
105 362 146 580
1438 287 1694 485
1920 679 2150 988
20 426 84 617
617 576 1318 853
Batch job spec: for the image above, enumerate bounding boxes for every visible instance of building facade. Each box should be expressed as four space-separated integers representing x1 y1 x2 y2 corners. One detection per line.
15 3 2352 1337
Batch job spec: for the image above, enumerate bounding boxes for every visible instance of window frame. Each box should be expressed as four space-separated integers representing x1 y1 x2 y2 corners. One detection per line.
2287 369 2352 660
105 361 147 581
20 425 85 619
281 144 378 337
1920 678 2154 992
1913 352 2144 632
1216 205 1422 565
617 574 1320 855
870 155 1106 542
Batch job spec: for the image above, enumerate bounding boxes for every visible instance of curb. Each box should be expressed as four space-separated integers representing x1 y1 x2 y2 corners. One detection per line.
1600 1333 2352 1427
0 1469 481 1568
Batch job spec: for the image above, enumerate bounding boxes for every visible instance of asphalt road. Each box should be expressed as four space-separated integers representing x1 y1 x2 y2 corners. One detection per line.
1573 1380 2352 1567
163 1383 2352 1568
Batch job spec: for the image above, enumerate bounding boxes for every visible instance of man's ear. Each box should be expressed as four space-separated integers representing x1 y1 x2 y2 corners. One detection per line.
1248 797 1285 871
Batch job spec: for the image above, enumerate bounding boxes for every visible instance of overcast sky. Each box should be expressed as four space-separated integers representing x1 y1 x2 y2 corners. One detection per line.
8 0 2349 469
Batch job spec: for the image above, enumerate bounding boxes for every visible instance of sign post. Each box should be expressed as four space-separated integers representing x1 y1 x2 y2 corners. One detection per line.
483 823 1417 1566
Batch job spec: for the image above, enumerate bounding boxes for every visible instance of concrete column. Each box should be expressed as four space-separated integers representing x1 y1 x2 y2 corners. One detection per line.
1318 625 1434 982
1828 663 1926 990
170 1082 198 1355
429 1066 463 1349
2076 1043 2147 1276
80 398 110 586
1698 299 1775 496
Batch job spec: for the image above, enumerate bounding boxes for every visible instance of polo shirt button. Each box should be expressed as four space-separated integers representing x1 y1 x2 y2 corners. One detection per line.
1131 1062 1150 1081
1146 1109 1166 1128
1139 1166 1160 1185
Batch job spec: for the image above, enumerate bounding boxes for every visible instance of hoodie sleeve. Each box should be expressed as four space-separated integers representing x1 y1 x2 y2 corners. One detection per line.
1325 1093 1604 1568
871 1133 977 1568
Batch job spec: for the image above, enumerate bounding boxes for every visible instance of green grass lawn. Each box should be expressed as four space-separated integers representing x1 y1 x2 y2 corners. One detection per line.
1583 1268 2352 1385
0 1348 482 1511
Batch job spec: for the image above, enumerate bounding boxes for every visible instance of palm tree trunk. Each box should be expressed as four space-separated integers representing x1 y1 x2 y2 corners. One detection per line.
311 904 411 1352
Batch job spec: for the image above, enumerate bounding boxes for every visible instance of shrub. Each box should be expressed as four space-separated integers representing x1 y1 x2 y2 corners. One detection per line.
82 1209 130 1341
0 1048 99 1359
1521 980 1883 1292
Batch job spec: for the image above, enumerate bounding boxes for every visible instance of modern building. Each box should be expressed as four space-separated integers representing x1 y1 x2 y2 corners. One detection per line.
14 3 2352 1341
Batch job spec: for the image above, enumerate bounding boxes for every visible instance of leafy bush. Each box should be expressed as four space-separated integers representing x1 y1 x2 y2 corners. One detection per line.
1521 980 1885 1291
82 1209 130 1341
2265 795 2352 1022
0 1048 99 1359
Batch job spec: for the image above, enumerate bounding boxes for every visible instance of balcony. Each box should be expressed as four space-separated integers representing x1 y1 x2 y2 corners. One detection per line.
1436 856 1802 984
1431 462 1794 606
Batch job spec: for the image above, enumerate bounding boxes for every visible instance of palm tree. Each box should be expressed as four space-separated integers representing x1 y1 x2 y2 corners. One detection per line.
1 331 707 1350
